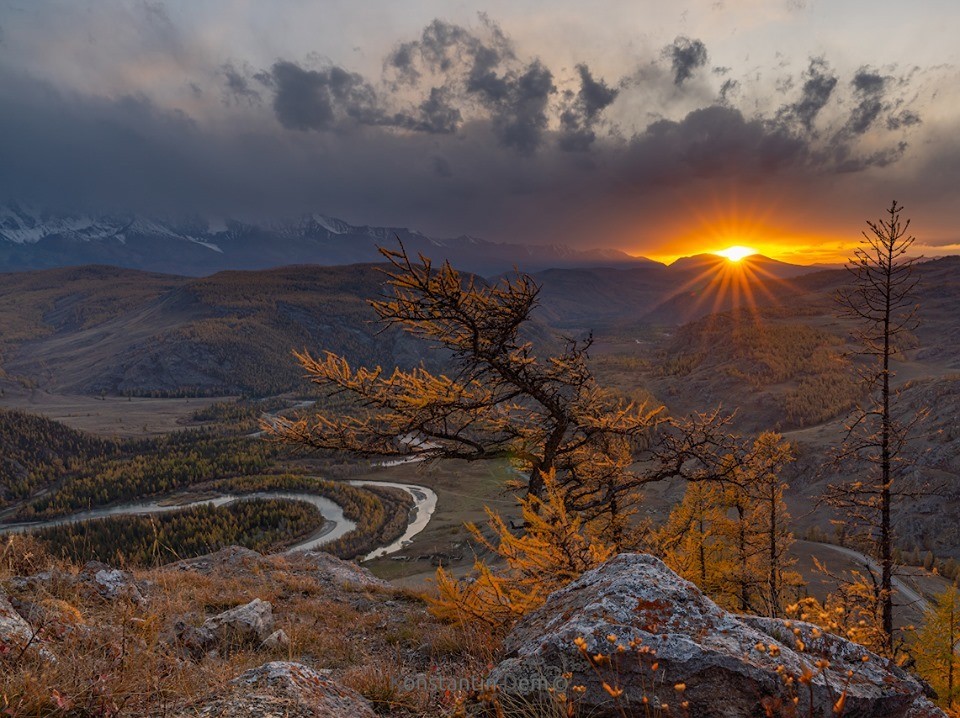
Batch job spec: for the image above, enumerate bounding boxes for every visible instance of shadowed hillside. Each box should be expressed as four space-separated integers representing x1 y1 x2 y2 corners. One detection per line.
0 264 432 396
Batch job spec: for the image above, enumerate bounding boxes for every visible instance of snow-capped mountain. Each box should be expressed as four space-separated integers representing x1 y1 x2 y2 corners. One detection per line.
0 203 657 276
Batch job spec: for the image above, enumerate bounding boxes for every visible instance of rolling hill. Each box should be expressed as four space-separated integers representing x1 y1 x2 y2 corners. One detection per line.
0 264 432 396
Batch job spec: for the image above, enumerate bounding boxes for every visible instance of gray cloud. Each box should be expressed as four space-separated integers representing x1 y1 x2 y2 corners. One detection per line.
636 106 807 180
221 63 261 105
846 67 887 134
777 57 837 133
887 110 921 130
388 16 514 86
665 36 708 86
483 60 555 153
559 64 619 151
402 87 462 133
270 61 380 131
385 17 556 152
718 78 739 105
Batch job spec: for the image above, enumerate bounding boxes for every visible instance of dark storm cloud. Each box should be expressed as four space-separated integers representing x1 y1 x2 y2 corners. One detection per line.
776 57 838 133
270 61 380 131
559 64 619 151
633 106 807 181
665 36 708 86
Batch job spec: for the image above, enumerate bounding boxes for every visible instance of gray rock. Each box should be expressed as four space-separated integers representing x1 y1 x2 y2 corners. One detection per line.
165 546 387 592
202 597 274 647
489 553 946 718
175 661 376 718
10 562 146 605
176 598 275 657
0 588 34 653
77 561 146 604
261 629 290 651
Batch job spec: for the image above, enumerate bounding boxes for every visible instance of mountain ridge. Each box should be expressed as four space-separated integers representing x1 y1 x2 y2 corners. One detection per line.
0 202 660 276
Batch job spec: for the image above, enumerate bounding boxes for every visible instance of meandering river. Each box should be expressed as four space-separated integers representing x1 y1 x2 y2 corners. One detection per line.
0 480 438 561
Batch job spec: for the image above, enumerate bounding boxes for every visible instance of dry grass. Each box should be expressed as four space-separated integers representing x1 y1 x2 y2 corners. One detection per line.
0 535 492 717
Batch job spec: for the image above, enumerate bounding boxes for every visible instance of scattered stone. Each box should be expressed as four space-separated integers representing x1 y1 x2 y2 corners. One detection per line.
489 553 946 718
174 661 376 718
10 596 84 640
5 569 59 593
261 628 290 651
8 562 146 605
0 588 34 653
76 561 146 604
203 597 274 647
175 598 275 658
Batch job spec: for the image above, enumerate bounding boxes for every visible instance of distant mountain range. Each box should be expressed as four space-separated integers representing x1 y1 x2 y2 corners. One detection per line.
0 202 663 276
0 202 846 278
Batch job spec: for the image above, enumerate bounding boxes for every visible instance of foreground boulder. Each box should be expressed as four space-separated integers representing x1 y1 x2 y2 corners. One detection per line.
175 661 376 718
489 554 944 718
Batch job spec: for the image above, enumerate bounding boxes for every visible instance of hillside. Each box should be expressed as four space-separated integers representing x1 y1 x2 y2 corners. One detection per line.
0 264 432 396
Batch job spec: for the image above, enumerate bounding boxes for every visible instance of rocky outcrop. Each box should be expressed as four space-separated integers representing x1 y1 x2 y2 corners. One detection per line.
293 550 390 590
174 661 376 718
165 546 388 591
166 546 265 576
489 553 945 718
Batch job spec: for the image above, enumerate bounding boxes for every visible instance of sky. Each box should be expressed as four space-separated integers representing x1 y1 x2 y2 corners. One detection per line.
1 0 958 263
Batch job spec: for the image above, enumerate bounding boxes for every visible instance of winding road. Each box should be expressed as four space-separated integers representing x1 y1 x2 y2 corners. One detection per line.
806 540 930 613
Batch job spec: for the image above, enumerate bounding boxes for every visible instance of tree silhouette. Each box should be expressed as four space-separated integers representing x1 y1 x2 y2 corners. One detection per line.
825 200 926 654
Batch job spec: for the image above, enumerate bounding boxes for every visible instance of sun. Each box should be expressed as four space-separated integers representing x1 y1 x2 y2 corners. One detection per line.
714 245 758 262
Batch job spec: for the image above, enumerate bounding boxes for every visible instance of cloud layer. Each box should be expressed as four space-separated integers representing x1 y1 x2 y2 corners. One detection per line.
0 4 951 258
